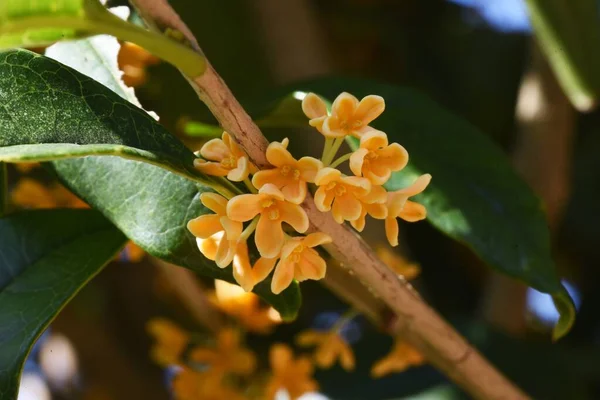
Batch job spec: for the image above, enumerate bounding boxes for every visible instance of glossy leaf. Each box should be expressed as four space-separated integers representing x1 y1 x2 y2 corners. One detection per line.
0 49 230 192
49 157 302 320
0 209 127 399
525 0 600 111
0 0 205 77
251 78 574 338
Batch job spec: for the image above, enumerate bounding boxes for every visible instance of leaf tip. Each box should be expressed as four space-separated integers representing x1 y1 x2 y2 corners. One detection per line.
551 287 576 341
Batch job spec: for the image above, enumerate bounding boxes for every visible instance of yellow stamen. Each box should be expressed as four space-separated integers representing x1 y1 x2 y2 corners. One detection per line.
267 208 280 221
325 181 337 191
334 185 347 197
281 165 291 176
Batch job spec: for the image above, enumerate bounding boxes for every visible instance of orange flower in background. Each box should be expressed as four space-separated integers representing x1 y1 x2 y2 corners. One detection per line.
227 184 309 258
146 318 190 366
189 328 256 376
188 193 243 268
371 339 425 378
385 174 431 246
172 367 247 400
117 42 160 87
232 241 277 292
213 280 281 334
194 132 254 181
296 330 355 371
271 233 332 294
11 178 88 209
301 93 329 134
314 168 377 224
349 130 408 185
252 138 322 204
264 344 318 400
322 92 385 138
376 245 420 280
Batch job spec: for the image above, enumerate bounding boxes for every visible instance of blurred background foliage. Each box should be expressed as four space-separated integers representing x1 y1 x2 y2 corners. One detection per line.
11 0 600 399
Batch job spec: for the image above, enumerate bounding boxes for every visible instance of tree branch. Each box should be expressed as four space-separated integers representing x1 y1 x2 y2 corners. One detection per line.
129 1 528 398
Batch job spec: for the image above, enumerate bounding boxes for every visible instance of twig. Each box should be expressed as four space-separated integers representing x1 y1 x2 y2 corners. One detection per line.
128 1 529 398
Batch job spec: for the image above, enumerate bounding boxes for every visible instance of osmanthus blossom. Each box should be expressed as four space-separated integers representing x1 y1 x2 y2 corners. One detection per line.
264 344 318 400
314 168 385 224
172 367 247 400
371 339 425 378
301 92 386 139
271 233 332 294
212 280 281 334
232 241 278 292
189 328 256 376
227 184 309 258
385 174 432 247
187 193 242 268
296 330 355 372
252 138 323 204
376 245 421 280
349 130 409 185
146 318 190 366
194 131 255 182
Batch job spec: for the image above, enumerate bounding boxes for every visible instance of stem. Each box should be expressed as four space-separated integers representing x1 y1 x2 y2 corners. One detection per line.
331 308 360 335
329 153 352 169
243 177 258 194
324 138 345 166
0 162 7 218
240 216 260 241
321 138 333 161
128 1 529 398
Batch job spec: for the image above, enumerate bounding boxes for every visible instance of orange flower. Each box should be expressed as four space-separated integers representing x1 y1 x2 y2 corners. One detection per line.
11 178 88 209
227 184 309 258
117 42 160 87
350 202 387 232
296 330 355 371
146 318 190 366
232 241 277 292
271 233 331 294
172 367 247 400
375 245 420 280
323 92 385 138
349 130 408 185
188 193 243 268
314 168 383 224
385 174 431 246
264 344 318 400
213 280 281 334
371 340 425 378
189 328 256 376
252 138 322 204
301 93 329 134
194 132 253 181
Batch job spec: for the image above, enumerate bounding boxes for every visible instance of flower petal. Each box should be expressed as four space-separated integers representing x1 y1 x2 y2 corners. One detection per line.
350 210 367 232
342 176 371 196
331 92 359 120
309 115 327 133
227 194 264 222
302 93 328 119
366 202 388 219
302 232 332 248
296 249 326 281
314 167 342 186
385 217 399 247
399 200 427 222
220 216 242 241
271 259 295 294
398 174 432 196
378 142 408 172
296 330 324 346
281 237 304 259
187 214 222 238
270 344 293 373
355 95 385 125
200 192 228 215
266 141 296 167
314 187 334 212
279 201 309 233
256 217 284 258
281 181 306 204
339 343 356 371
197 234 221 260
215 238 236 268
193 160 228 177
361 184 387 204
258 184 286 201
232 243 255 291
252 257 277 285
359 129 388 150
200 138 229 161
349 148 369 177
227 156 249 182
322 116 347 138
332 195 362 222
297 157 323 183
252 169 289 190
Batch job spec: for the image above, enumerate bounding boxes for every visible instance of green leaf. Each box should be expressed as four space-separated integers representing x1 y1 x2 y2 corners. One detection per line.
0 209 127 399
0 49 233 194
0 0 205 77
524 0 600 111
48 157 302 320
251 78 574 338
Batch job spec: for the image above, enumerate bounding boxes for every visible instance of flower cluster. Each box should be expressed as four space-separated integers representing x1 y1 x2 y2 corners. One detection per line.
188 91 430 295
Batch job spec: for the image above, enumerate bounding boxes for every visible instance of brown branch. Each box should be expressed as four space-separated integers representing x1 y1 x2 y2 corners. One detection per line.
128 1 528 398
